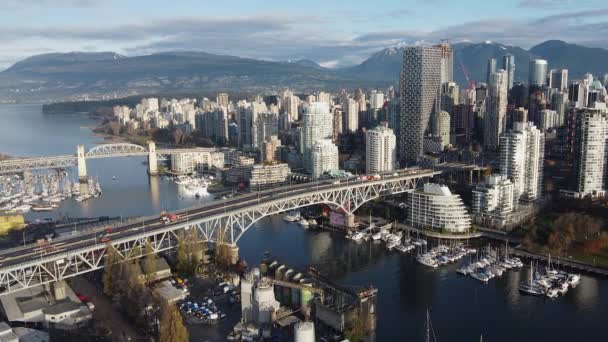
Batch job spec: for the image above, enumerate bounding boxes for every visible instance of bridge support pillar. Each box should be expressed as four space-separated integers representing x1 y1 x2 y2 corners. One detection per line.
53 280 67 301
345 213 356 228
77 144 88 183
147 141 158 176
227 244 240 265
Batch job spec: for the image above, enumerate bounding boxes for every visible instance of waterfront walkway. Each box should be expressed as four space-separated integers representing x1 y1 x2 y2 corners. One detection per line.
509 249 608 277
395 223 482 240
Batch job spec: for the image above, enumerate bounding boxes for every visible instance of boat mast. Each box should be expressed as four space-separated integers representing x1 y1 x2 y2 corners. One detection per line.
426 309 430 342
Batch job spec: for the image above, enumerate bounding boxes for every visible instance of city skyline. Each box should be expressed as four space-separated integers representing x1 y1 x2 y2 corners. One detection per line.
1 1 608 69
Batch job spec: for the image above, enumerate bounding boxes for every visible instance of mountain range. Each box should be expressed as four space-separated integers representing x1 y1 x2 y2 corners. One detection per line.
1 40 607 102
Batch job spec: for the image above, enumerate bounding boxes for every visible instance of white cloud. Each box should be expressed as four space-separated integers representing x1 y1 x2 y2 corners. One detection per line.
1 8 608 70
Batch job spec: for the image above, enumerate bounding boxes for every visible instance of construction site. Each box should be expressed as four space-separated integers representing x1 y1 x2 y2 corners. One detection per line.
231 256 377 341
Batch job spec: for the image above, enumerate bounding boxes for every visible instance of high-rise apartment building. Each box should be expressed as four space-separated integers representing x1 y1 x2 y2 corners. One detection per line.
569 81 588 108
399 45 444 165
216 93 229 107
529 59 548 88
332 107 343 141
343 98 359 132
551 91 568 126
253 112 279 149
499 122 545 205
538 109 558 131
365 124 397 174
310 139 339 179
438 40 454 84
502 54 516 90
472 174 515 227
262 135 282 163
486 58 497 84
572 108 608 198
282 91 300 124
440 82 459 113
238 101 268 149
301 102 334 173
370 90 385 110
433 111 451 148
451 104 474 145
316 92 331 105
549 69 568 91
484 70 508 151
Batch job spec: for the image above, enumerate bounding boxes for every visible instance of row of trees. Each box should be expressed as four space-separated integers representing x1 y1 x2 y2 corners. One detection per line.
176 229 208 277
99 117 220 148
522 212 606 255
102 243 189 342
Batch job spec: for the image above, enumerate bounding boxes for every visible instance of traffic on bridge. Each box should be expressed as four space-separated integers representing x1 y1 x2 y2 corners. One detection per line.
0 168 439 295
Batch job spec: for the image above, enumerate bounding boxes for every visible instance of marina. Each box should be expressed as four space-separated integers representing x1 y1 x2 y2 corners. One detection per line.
173 174 211 199
0 172 102 213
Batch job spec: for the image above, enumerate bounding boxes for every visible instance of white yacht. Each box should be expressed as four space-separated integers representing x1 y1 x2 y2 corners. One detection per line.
31 203 54 211
15 204 31 213
567 274 581 287
349 231 367 241
470 271 490 283
416 254 438 268
297 218 309 228
394 244 415 253
283 212 300 222
386 239 400 250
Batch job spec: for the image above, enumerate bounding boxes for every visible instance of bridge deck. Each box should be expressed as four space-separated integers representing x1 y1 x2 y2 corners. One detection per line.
0 168 440 294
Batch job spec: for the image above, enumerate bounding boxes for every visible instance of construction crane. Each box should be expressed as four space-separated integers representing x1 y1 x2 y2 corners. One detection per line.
459 57 476 91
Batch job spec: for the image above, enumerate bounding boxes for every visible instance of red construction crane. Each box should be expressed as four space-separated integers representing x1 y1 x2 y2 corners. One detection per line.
459 58 476 90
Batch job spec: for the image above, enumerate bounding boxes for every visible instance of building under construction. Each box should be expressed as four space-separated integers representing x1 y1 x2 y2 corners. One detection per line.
260 258 377 339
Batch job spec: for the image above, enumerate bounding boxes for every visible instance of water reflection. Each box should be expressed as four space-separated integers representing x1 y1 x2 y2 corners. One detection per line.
149 176 160 209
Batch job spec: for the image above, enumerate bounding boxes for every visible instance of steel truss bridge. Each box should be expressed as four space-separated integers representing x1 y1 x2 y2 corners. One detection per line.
0 169 439 295
0 142 214 174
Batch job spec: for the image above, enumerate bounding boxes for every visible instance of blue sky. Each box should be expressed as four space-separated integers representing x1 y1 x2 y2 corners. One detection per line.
1 0 607 69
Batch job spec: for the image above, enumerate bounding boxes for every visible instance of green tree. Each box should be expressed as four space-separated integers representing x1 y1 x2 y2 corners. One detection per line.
129 244 142 262
176 230 190 276
102 245 120 296
144 242 157 280
159 302 189 342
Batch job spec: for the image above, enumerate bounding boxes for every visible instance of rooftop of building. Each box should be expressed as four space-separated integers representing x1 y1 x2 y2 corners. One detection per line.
13 327 50 342
0 284 82 323
418 183 453 196
41 300 81 315
141 257 171 275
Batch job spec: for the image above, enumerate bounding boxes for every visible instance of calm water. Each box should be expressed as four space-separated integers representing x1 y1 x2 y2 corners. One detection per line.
1 104 606 341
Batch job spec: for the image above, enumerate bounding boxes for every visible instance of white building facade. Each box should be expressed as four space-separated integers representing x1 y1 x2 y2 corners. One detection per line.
301 102 334 173
407 183 471 233
365 125 397 174
572 108 608 198
171 151 225 174
484 70 508 151
499 122 545 205
472 174 515 227
310 139 339 179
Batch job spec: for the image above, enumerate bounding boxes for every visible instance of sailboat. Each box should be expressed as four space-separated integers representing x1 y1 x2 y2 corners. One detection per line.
519 262 546 296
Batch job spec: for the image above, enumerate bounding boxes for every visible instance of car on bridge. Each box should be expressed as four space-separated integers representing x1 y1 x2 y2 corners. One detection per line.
160 213 179 224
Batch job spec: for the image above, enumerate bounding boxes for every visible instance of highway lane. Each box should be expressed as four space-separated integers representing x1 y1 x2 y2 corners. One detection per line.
0 169 434 269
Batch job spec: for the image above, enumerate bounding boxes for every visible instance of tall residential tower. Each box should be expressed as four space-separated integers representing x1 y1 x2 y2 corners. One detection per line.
399 45 446 165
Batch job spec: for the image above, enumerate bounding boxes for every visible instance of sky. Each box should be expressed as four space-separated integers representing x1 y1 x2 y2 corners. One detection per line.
1 0 608 69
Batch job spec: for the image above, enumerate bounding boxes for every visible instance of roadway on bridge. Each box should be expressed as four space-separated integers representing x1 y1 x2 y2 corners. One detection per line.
0 169 436 272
